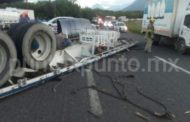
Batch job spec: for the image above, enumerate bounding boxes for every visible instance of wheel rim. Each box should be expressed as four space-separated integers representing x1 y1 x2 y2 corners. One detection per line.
0 43 8 74
30 32 51 61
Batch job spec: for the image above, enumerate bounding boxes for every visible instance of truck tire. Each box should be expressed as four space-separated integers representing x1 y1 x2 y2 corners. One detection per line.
176 39 186 54
22 23 56 70
11 23 56 70
9 23 36 60
0 32 17 86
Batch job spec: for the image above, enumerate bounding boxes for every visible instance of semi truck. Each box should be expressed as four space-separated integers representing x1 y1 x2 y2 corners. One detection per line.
142 0 190 53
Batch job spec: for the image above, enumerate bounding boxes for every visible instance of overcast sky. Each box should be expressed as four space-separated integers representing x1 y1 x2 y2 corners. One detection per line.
28 0 135 9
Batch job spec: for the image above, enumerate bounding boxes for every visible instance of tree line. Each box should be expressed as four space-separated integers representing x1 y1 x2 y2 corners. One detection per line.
0 0 143 20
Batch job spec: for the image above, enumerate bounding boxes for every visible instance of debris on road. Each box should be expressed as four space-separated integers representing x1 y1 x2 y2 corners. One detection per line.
72 69 175 120
135 112 151 122
184 111 190 114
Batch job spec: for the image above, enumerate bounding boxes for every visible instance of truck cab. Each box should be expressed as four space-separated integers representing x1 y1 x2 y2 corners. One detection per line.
177 12 190 53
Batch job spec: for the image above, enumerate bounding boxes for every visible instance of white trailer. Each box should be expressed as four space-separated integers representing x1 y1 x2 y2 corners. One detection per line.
142 0 190 53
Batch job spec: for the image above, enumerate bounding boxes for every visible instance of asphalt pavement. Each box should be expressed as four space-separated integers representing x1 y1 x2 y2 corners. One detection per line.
0 32 190 122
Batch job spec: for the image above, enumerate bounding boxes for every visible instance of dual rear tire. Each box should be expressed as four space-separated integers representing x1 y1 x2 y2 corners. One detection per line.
0 32 17 86
0 23 56 87
9 23 57 70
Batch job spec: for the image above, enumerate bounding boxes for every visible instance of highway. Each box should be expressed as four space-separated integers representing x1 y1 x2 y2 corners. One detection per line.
0 32 190 122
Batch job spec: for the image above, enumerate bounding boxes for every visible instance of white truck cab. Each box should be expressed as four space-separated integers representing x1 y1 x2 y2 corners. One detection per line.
179 13 190 48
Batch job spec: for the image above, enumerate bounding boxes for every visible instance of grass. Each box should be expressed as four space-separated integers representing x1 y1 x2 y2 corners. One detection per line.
126 20 142 34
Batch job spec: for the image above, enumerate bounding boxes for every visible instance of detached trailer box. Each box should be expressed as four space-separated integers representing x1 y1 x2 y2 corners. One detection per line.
0 7 35 29
142 0 190 53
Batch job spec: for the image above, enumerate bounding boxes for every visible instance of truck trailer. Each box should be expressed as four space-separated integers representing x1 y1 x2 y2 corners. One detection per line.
142 0 190 53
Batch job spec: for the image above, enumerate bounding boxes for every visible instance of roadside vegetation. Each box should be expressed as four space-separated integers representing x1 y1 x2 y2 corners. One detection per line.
0 0 143 20
126 20 142 34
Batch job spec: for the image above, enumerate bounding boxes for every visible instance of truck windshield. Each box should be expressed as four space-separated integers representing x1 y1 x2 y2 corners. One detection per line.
184 15 190 28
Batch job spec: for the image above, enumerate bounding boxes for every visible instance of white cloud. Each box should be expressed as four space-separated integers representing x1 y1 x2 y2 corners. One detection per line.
77 0 135 8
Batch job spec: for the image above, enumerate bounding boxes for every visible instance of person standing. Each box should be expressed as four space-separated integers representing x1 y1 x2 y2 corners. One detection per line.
19 11 30 23
144 19 155 53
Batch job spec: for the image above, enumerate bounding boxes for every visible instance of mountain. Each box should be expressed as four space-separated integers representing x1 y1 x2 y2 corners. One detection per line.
91 0 146 11
123 0 146 11
108 4 131 11
92 4 104 10
108 5 123 11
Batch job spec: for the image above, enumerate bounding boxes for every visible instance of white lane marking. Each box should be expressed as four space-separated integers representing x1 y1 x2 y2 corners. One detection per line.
85 69 103 117
155 56 190 75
